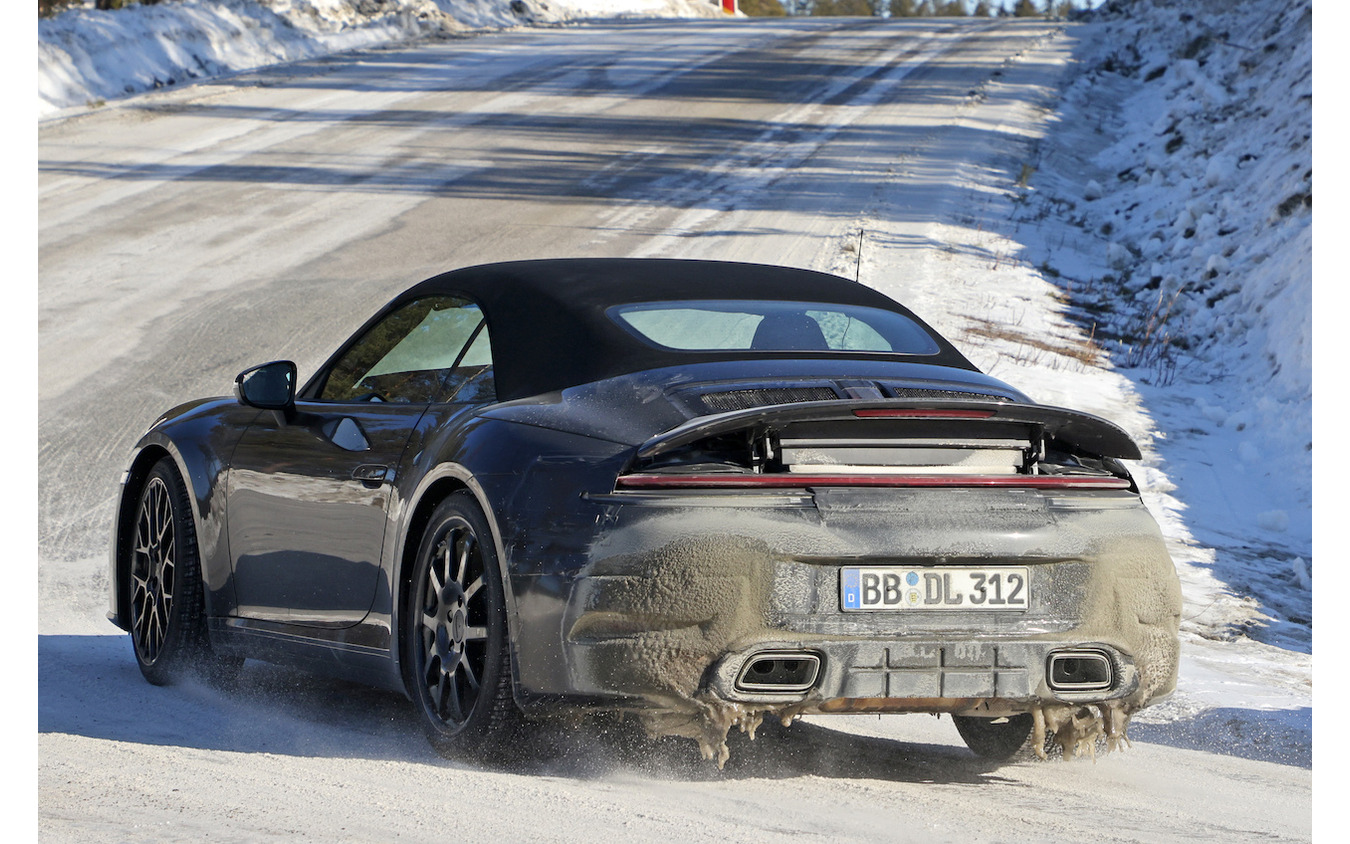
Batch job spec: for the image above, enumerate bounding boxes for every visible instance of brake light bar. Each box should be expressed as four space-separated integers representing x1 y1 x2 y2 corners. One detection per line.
616 474 1131 490
852 408 996 419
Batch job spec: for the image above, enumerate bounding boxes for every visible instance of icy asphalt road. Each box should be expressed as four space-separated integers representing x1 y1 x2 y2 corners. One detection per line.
38 17 1311 842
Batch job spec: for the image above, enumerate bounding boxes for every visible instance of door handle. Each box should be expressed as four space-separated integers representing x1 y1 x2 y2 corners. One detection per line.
352 464 389 485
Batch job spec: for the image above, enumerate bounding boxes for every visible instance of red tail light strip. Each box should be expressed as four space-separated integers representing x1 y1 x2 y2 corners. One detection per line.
616 474 1131 490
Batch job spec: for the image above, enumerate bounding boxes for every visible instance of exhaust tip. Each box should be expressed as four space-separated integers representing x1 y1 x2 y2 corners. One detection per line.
735 652 821 693
1047 649 1114 692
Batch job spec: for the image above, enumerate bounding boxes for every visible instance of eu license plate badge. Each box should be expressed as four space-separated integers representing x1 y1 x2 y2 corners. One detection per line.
840 566 1030 611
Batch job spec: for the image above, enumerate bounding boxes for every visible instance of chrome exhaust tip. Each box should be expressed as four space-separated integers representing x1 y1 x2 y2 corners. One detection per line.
735 652 822 693
1046 649 1114 692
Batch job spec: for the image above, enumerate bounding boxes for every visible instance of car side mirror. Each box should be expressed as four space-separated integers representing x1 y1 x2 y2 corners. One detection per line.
236 360 297 410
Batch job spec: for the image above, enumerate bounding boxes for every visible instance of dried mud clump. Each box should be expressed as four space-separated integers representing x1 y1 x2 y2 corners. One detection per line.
575 530 798 766
1032 701 1132 760
573 532 775 695
640 697 760 768
638 694 815 769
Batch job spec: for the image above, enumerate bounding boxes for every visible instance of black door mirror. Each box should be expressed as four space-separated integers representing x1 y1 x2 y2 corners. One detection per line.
236 361 297 410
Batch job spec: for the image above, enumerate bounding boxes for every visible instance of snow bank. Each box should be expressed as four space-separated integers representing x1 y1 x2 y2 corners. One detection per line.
38 0 722 116
1014 0 1311 645
1075 0 1311 420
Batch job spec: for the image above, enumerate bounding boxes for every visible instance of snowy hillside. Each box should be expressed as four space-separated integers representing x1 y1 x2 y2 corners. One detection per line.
38 0 723 115
984 0 1312 760
1019 0 1312 649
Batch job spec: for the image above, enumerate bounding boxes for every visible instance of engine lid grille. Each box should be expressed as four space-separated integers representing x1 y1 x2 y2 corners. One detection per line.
695 386 841 414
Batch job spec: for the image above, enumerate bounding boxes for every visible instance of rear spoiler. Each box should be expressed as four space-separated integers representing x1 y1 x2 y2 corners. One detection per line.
635 399 1142 461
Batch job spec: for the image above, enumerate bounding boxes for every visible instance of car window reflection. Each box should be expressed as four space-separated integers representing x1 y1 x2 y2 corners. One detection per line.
318 296 496 404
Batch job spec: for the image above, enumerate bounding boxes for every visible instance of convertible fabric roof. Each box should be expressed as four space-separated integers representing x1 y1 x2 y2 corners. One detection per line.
404 259 978 402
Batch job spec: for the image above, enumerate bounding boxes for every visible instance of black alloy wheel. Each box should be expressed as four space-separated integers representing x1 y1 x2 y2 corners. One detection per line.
407 492 518 757
129 457 234 685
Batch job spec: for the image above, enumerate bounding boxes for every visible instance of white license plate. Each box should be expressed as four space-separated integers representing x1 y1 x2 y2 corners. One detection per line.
840 567 1029 611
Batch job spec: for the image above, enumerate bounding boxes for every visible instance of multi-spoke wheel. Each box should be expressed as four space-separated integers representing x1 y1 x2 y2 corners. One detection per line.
131 471 176 666
128 457 240 686
406 492 518 757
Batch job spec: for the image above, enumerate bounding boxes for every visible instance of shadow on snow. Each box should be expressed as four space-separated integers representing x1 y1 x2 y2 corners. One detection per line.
39 634 1311 775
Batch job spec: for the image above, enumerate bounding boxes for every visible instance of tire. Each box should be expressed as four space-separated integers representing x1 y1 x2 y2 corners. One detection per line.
128 457 239 686
952 713 1046 762
405 492 519 759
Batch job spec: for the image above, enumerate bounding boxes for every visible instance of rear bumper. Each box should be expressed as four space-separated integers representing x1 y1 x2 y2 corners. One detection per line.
547 486 1180 718
705 639 1140 715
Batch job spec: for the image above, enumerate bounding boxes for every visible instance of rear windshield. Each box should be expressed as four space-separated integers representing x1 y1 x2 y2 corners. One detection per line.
608 300 942 355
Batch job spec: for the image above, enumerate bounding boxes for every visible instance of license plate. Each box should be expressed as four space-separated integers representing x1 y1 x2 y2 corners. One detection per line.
840 567 1030 611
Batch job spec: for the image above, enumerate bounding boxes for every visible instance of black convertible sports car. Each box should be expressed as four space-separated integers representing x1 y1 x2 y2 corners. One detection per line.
110 258 1181 765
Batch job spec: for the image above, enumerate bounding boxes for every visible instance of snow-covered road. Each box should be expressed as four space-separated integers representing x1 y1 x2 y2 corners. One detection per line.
38 15 1311 841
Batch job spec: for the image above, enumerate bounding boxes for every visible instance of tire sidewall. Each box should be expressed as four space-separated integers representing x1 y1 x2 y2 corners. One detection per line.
129 458 205 685
405 492 512 751
952 713 1043 762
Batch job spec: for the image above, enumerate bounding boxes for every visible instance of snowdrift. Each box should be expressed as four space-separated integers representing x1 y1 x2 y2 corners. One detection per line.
38 0 724 115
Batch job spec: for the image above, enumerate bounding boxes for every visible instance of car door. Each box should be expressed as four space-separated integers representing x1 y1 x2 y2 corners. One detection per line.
227 295 490 627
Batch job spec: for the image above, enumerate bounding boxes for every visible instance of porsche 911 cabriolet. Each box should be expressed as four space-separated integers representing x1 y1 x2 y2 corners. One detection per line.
109 258 1181 765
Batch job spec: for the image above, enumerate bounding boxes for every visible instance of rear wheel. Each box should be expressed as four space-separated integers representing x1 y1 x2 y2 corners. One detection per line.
952 714 1043 762
406 492 519 758
128 457 239 686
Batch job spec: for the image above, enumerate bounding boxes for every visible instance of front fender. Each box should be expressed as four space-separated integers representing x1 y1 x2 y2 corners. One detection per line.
107 398 259 630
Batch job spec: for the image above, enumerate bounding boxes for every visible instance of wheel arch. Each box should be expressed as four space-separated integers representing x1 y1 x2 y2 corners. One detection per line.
109 397 258 633
392 464 519 696
109 443 182 631
109 429 234 632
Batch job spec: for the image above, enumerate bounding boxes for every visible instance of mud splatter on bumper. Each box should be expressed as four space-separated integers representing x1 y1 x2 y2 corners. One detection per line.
551 487 1181 764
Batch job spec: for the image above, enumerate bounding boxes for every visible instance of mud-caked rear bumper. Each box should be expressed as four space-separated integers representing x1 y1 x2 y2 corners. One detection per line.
705 639 1144 713
550 487 1181 718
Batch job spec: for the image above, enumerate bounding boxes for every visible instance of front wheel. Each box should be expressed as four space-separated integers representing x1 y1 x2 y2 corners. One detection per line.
405 492 519 758
128 457 239 686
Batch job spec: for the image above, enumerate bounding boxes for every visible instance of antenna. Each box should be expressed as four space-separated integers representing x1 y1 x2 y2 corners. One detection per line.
854 228 865 283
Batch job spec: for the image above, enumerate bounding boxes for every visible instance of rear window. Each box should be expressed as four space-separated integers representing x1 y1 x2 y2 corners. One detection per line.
608 300 941 355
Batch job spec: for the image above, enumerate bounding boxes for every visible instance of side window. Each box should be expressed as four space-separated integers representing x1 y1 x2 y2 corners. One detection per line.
446 322 496 403
318 296 494 403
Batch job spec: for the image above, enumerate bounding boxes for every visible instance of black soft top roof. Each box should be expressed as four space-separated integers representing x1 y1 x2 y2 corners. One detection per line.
405 259 978 402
